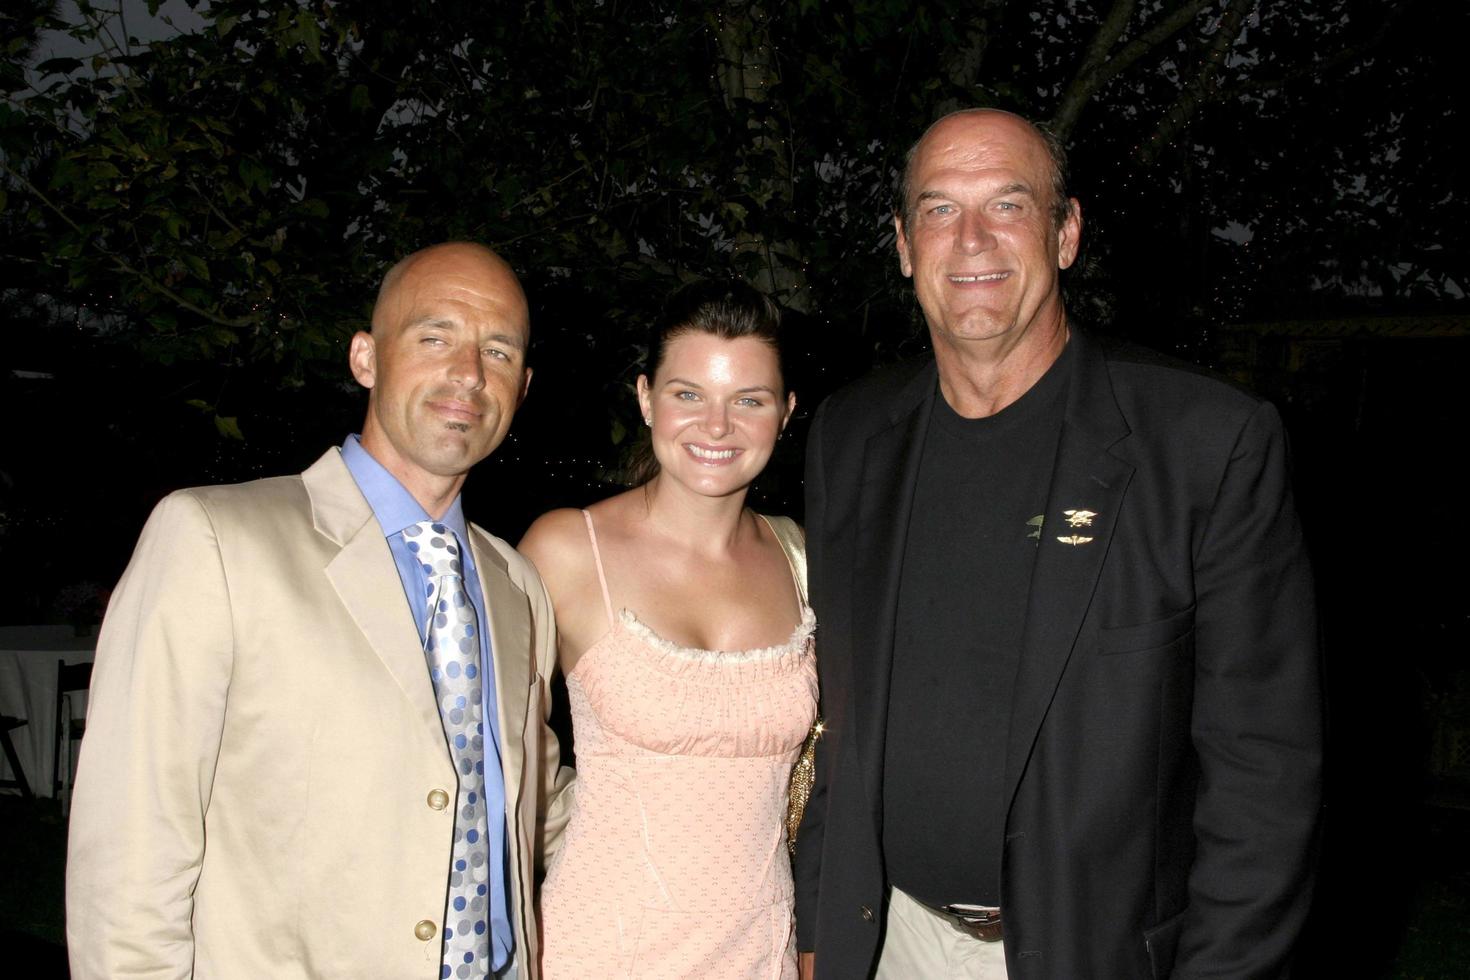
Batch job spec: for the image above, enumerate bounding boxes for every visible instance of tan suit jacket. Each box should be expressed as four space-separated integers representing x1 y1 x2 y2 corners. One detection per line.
67 448 573 979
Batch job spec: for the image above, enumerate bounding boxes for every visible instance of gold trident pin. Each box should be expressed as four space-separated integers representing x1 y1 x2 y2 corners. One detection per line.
1063 509 1097 528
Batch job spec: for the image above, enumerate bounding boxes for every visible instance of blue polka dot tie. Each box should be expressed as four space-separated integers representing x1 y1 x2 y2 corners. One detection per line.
402 522 491 979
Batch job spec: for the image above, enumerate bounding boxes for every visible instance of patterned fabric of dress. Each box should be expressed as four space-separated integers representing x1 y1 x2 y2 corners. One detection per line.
538 513 817 980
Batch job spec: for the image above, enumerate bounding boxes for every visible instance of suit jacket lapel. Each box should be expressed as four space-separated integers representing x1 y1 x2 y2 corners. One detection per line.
1003 333 1135 810
852 363 937 807
469 530 529 806
306 451 447 749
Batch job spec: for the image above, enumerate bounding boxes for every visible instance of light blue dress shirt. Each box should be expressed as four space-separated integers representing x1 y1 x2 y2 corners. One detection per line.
341 435 514 973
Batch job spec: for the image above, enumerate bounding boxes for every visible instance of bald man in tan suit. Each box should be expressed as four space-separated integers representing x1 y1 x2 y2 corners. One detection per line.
67 243 573 979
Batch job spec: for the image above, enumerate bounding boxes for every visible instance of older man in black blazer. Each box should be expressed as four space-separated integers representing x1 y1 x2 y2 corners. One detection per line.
794 109 1321 979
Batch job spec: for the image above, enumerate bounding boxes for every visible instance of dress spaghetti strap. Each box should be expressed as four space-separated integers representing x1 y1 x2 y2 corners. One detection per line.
580 510 617 629
758 513 808 607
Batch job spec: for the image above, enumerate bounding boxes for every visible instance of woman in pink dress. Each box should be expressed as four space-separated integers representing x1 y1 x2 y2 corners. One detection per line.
520 280 816 979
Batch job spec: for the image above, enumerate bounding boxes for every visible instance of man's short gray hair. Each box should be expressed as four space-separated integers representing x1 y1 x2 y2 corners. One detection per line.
894 110 1074 233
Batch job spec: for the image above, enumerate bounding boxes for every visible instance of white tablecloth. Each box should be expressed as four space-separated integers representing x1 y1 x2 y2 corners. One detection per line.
0 625 97 798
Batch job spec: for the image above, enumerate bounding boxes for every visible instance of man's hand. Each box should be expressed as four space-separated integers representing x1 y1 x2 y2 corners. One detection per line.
799 951 815 980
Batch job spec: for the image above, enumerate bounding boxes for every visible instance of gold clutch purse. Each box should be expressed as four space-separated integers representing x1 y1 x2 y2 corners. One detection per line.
786 717 823 856
764 513 821 857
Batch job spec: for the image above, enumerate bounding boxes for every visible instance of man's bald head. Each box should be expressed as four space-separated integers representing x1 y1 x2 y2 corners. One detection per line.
896 108 1073 233
349 241 533 515
371 242 528 337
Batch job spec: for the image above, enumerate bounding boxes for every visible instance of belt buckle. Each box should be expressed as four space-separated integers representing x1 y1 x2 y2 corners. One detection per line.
940 903 1004 943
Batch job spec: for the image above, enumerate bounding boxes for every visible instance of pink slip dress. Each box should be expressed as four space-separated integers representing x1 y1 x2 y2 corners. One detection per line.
538 511 817 979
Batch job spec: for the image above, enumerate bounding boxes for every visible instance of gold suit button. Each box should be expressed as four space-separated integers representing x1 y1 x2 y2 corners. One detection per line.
414 919 437 942
860 905 875 922
427 789 450 810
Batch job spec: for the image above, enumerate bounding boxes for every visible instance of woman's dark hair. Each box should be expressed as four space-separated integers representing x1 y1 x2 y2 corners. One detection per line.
622 278 787 487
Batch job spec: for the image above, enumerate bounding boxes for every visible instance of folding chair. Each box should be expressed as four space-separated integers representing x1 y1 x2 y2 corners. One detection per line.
0 714 33 797
53 660 93 813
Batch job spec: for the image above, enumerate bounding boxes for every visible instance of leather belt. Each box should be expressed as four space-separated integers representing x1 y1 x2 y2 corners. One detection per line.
934 902 1004 943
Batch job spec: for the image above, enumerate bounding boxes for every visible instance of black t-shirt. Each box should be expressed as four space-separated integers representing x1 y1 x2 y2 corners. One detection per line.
882 344 1072 908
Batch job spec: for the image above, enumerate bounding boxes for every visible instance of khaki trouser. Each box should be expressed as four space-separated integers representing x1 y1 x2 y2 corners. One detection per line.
875 887 1009 980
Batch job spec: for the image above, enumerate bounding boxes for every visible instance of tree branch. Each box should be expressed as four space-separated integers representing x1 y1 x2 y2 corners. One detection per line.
187 177 248 237
1231 0 1414 95
2 161 258 329
1095 0 1215 91
506 130 655 213
1052 0 1137 139
937 0 1007 113
1138 0 1255 165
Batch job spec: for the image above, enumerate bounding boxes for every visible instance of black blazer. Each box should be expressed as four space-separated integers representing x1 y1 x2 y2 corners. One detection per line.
794 331 1322 979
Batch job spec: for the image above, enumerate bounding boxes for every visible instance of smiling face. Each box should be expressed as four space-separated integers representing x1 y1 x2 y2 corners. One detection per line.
349 243 532 508
636 331 795 500
895 110 1081 357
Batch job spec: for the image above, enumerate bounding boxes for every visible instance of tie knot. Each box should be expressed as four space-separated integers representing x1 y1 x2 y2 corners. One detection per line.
402 521 463 578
